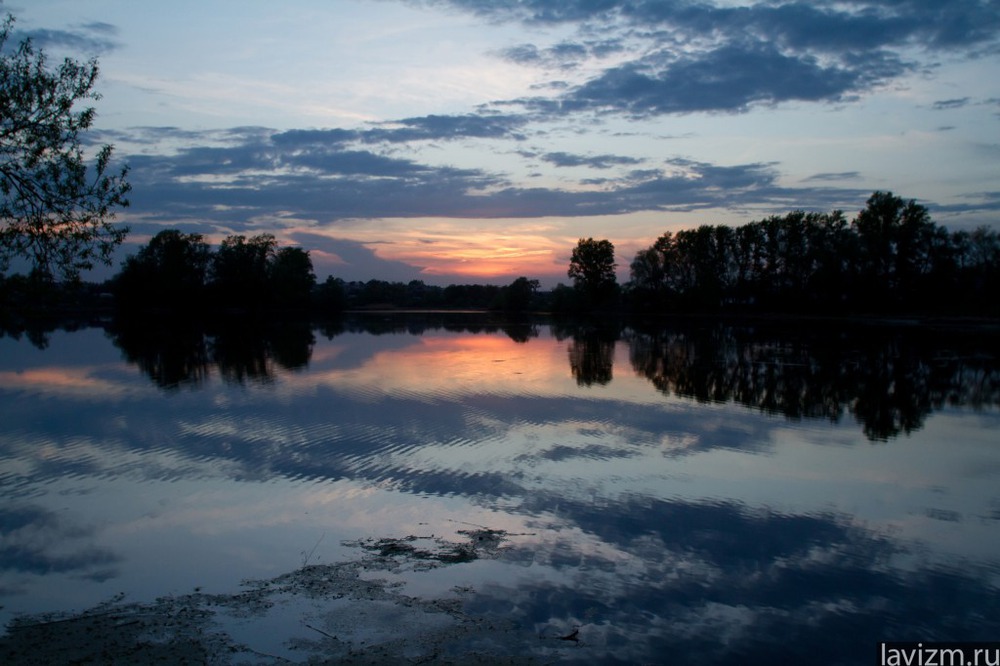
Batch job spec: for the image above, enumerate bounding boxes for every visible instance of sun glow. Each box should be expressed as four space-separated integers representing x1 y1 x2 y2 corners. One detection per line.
303 218 573 282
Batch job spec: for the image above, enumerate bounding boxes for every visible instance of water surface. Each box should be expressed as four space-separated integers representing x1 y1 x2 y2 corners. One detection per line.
1 315 998 663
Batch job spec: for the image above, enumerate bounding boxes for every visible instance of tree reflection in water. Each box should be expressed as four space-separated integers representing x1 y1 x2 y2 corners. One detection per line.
108 317 315 389
99 314 1000 441
625 321 1000 441
558 320 618 387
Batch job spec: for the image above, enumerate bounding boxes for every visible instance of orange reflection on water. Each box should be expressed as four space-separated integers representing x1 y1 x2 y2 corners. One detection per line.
0 367 143 400
296 332 574 400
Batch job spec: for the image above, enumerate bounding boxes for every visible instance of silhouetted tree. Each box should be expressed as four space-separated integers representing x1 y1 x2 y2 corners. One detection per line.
441 283 500 309
682 225 733 308
0 14 130 282
851 191 936 309
626 192 995 315
947 226 1000 314
628 246 667 305
315 276 347 314
549 282 586 313
498 276 540 311
568 237 618 308
405 280 442 308
803 211 852 309
357 279 406 307
211 233 277 309
115 229 211 309
269 246 315 309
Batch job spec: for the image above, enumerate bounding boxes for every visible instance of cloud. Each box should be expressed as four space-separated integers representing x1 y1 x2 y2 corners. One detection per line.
119 126 871 234
516 41 908 117
801 172 862 183
538 151 644 168
427 0 1000 53
429 0 999 116
12 22 121 55
288 234 428 283
0 506 121 578
270 113 530 147
497 38 626 70
932 97 971 110
365 113 530 142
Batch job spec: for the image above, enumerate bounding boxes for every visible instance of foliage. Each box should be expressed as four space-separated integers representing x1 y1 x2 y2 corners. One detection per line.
497 276 540 311
568 237 618 308
270 246 316 308
211 233 278 306
115 230 211 309
627 191 1000 316
332 280 518 311
315 276 348 313
0 14 130 281
113 231 316 312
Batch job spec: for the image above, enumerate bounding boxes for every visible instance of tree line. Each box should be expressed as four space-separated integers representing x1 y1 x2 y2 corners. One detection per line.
623 192 1000 316
114 230 317 312
332 276 540 312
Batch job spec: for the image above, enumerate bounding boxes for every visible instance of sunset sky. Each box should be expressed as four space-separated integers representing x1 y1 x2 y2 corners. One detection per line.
9 0 1000 286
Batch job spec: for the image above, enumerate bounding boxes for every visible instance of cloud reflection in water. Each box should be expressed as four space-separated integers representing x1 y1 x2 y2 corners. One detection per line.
0 315 998 662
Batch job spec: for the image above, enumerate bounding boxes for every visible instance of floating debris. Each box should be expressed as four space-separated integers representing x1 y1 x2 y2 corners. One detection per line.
0 528 567 665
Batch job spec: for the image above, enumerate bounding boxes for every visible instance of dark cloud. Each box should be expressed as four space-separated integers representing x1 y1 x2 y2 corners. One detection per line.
12 23 120 55
288 234 428 283
428 0 1000 53
81 21 118 35
271 127 358 148
429 0 999 116
497 38 625 70
924 191 1000 216
365 113 530 142
517 41 908 116
539 151 644 168
119 127 872 231
802 171 862 182
270 114 529 147
932 97 971 110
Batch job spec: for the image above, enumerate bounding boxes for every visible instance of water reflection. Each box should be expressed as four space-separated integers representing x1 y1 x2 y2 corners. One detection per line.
561 322 617 387
1 315 998 663
480 501 1000 664
109 318 316 388
110 319 211 389
0 506 120 583
625 321 1000 440
101 315 1000 440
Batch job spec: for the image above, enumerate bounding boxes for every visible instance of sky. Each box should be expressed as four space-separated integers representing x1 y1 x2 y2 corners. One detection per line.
5 0 1000 286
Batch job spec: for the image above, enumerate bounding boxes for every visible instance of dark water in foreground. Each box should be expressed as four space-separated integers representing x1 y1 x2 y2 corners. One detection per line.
1 314 998 663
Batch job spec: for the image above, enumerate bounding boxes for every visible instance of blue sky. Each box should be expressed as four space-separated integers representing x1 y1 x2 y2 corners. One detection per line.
7 0 1000 285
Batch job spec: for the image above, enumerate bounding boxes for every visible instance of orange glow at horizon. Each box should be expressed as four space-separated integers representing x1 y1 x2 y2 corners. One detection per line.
373 229 567 280
293 218 576 281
